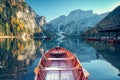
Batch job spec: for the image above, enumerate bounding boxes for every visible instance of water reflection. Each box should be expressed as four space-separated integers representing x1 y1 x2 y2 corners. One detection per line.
86 41 120 79
83 60 120 80
0 38 120 80
35 38 120 80
0 39 42 80
41 38 98 62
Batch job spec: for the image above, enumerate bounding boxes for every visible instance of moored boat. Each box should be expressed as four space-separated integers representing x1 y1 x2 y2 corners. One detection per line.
87 37 100 41
34 47 89 80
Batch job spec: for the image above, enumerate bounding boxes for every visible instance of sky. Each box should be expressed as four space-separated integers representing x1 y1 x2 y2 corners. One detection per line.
26 0 120 22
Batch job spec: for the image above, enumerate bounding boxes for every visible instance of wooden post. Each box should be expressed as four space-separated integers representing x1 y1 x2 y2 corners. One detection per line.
98 32 100 39
105 32 107 40
115 32 118 40
108 32 110 39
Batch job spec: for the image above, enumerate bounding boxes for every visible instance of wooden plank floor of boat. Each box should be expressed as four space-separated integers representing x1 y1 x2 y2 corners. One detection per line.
45 61 75 80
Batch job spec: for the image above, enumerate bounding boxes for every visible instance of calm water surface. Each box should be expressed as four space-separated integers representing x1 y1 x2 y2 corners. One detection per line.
0 38 120 80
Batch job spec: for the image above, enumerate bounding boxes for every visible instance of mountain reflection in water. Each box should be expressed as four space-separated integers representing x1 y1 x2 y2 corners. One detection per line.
0 38 120 80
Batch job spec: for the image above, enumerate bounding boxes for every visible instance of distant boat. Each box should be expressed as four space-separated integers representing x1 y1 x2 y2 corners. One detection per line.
107 39 120 44
41 36 51 40
34 47 89 80
87 37 100 41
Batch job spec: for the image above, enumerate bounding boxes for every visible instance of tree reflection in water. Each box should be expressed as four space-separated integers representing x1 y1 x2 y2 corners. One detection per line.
0 39 42 80
86 40 120 73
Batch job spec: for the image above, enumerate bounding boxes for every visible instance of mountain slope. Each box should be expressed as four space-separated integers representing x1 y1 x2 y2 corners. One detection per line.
82 5 120 37
97 5 120 28
45 9 108 36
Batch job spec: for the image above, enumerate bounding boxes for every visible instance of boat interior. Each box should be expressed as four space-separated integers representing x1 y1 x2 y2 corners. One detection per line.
35 47 88 80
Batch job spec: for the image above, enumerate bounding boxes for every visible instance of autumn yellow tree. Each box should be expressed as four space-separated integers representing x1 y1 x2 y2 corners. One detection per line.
5 22 9 35
0 7 2 13
11 0 16 6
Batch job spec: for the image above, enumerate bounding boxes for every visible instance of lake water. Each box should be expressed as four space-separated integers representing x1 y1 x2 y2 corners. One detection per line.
0 38 120 80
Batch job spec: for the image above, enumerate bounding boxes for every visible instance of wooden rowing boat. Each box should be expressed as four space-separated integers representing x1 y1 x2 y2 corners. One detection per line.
34 47 89 80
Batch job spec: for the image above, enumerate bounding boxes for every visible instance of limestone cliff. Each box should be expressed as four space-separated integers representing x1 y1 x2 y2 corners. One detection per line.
36 16 46 27
0 0 41 36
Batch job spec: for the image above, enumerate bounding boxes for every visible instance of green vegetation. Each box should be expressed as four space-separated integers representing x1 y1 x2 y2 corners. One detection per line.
0 0 40 37
0 0 21 36
81 5 120 38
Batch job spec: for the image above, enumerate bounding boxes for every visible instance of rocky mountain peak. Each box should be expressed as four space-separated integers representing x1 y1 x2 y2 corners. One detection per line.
69 9 93 16
45 9 109 36
66 9 95 24
37 16 46 27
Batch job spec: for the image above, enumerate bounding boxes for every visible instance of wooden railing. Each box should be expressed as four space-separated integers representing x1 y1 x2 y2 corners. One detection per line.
98 25 120 32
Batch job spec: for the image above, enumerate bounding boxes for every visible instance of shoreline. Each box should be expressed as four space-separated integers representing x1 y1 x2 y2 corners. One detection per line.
0 36 24 39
